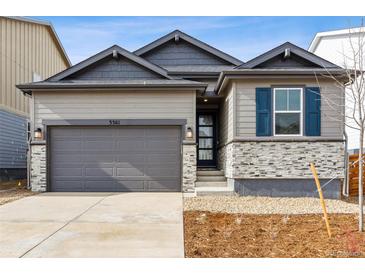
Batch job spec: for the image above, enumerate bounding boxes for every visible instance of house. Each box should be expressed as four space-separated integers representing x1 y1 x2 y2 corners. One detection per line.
17 30 347 198
309 27 365 151
0 16 71 181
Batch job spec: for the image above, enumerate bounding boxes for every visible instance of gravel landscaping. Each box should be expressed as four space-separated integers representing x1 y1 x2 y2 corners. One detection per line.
184 196 362 214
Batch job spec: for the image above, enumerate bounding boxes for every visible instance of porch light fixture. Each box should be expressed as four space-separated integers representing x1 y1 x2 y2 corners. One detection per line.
204 99 208 102
34 128 43 140
186 127 193 139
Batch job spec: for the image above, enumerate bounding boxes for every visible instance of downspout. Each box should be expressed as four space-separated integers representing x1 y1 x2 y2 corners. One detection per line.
343 130 349 197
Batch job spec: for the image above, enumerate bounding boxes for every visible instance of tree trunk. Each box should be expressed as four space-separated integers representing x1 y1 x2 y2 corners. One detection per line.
359 128 364 232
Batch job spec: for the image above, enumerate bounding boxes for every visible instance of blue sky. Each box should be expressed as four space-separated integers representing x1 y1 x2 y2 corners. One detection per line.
34 16 363 65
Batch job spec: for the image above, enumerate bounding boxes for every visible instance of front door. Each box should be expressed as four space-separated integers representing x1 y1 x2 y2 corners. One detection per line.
197 113 216 167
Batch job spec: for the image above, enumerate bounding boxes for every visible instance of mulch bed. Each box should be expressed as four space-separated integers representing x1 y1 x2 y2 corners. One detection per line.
0 179 35 206
184 211 365 258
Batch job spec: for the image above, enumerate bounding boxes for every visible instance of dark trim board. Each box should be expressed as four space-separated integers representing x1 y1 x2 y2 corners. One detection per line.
42 119 187 126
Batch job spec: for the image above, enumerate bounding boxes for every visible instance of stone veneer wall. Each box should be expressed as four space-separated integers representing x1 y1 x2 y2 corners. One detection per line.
182 143 197 193
221 141 345 179
30 143 47 192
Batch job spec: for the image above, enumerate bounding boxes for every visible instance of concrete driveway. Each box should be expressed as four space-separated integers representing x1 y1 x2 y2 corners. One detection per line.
0 192 184 257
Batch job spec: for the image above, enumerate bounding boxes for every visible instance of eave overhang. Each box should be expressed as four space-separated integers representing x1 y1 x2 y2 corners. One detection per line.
215 69 349 94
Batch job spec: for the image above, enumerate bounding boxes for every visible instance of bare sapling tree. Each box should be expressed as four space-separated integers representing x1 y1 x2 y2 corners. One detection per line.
316 23 365 232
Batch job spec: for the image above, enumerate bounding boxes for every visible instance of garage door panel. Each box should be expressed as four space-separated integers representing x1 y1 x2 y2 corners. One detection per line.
81 128 113 137
116 167 145 177
82 154 115 163
115 155 145 166
146 140 179 150
112 180 145 191
52 154 83 163
145 167 180 177
115 128 145 137
84 167 114 176
51 128 82 137
53 140 82 151
53 167 83 177
50 126 181 192
52 180 84 191
147 154 178 163
147 127 179 137
116 140 146 151
83 140 114 150
147 179 180 191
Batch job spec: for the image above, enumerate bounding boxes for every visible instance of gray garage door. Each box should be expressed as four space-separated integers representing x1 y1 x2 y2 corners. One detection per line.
49 126 181 192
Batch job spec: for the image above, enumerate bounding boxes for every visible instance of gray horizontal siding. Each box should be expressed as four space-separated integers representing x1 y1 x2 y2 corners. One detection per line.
0 109 27 169
142 40 231 66
234 79 344 139
33 90 196 140
66 56 162 80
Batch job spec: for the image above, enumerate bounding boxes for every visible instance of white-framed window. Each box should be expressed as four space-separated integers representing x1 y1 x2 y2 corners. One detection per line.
273 87 303 136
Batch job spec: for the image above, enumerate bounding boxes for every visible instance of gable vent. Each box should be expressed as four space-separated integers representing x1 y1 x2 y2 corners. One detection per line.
174 34 180 43
112 50 118 59
284 48 291 59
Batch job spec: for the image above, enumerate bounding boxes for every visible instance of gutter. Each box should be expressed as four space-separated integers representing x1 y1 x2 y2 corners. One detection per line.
215 69 348 94
17 83 208 95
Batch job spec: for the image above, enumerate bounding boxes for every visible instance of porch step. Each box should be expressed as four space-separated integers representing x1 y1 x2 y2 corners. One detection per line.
197 175 226 182
195 186 235 196
197 170 224 176
195 181 228 187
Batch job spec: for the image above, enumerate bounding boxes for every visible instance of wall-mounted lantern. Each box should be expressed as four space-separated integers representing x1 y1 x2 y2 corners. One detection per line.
186 127 193 139
34 128 43 140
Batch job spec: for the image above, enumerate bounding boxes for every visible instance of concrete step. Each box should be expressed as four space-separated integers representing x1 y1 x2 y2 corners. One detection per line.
195 186 235 196
196 175 226 182
197 170 224 176
195 181 227 187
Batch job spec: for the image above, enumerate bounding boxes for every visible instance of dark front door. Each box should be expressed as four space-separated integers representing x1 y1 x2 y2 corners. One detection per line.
197 113 216 167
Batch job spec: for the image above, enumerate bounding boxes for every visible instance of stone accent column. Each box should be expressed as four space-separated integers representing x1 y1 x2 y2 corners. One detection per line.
182 143 196 193
30 142 47 192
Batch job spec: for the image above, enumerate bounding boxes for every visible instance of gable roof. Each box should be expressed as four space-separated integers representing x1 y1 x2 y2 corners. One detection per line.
3 16 71 67
47 45 172 82
309 27 365 52
236 42 341 69
134 30 243 66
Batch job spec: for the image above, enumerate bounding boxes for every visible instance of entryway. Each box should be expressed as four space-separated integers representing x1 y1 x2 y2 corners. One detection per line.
197 112 217 167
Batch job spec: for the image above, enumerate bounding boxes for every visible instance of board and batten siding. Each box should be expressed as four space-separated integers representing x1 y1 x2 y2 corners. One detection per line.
0 17 69 116
219 83 234 144
233 79 344 138
32 90 196 139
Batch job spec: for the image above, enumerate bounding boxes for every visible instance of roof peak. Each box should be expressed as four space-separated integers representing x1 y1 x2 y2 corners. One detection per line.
134 29 243 66
236 41 341 69
45 44 172 82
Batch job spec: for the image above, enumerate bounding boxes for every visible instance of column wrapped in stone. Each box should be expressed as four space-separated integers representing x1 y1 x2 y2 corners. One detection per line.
30 142 47 192
182 143 196 193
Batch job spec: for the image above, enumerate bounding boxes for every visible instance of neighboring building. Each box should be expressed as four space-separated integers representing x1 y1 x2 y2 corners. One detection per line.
18 30 346 198
0 16 71 181
309 27 364 151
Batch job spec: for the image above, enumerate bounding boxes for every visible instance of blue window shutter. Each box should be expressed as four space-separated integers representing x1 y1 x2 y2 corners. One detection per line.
305 87 321 136
256 88 272 136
